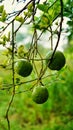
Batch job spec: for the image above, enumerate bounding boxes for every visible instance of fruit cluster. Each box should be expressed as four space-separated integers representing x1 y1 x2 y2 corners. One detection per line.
15 50 66 104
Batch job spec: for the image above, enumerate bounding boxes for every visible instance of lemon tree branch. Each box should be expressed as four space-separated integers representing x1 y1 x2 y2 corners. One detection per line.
5 21 15 130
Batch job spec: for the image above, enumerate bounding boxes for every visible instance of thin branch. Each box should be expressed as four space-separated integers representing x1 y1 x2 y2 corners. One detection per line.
50 0 63 61
0 73 57 91
50 26 53 50
5 21 15 130
0 0 33 35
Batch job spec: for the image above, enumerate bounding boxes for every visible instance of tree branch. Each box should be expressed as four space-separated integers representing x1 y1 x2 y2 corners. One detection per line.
50 0 63 61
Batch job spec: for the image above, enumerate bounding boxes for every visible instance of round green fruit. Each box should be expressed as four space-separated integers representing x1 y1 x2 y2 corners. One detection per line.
32 86 49 104
15 59 33 77
46 50 66 71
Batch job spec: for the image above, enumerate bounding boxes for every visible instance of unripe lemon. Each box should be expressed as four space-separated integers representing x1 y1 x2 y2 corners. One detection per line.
15 59 33 77
32 86 49 104
46 50 66 70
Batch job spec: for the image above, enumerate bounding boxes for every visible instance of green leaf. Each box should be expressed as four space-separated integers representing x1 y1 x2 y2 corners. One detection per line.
1 10 7 22
0 34 9 46
2 35 8 41
17 45 27 58
37 4 49 13
47 0 61 21
63 0 69 5
7 32 10 41
0 40 3 45
27 3 33 12
15 16 24 23
0 5 4 13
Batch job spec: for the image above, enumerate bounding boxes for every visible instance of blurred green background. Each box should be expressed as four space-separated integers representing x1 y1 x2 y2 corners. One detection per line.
0 43 73 130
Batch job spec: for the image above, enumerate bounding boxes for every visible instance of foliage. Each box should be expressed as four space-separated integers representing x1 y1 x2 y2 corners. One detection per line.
63 0 73 41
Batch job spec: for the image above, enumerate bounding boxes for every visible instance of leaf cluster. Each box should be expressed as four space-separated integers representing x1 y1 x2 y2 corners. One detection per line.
63 0 73 41
34 0 61 30
0 32 10 45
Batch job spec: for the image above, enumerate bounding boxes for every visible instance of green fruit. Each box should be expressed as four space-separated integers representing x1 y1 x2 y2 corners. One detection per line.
15 59 33 77
46 50 66 70
32 86 49 104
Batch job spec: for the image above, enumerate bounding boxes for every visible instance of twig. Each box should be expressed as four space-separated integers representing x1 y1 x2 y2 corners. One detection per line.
50 0 63 61
50 26 53 50
0 73 57 91
0 0 33 35
5 21 15 130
